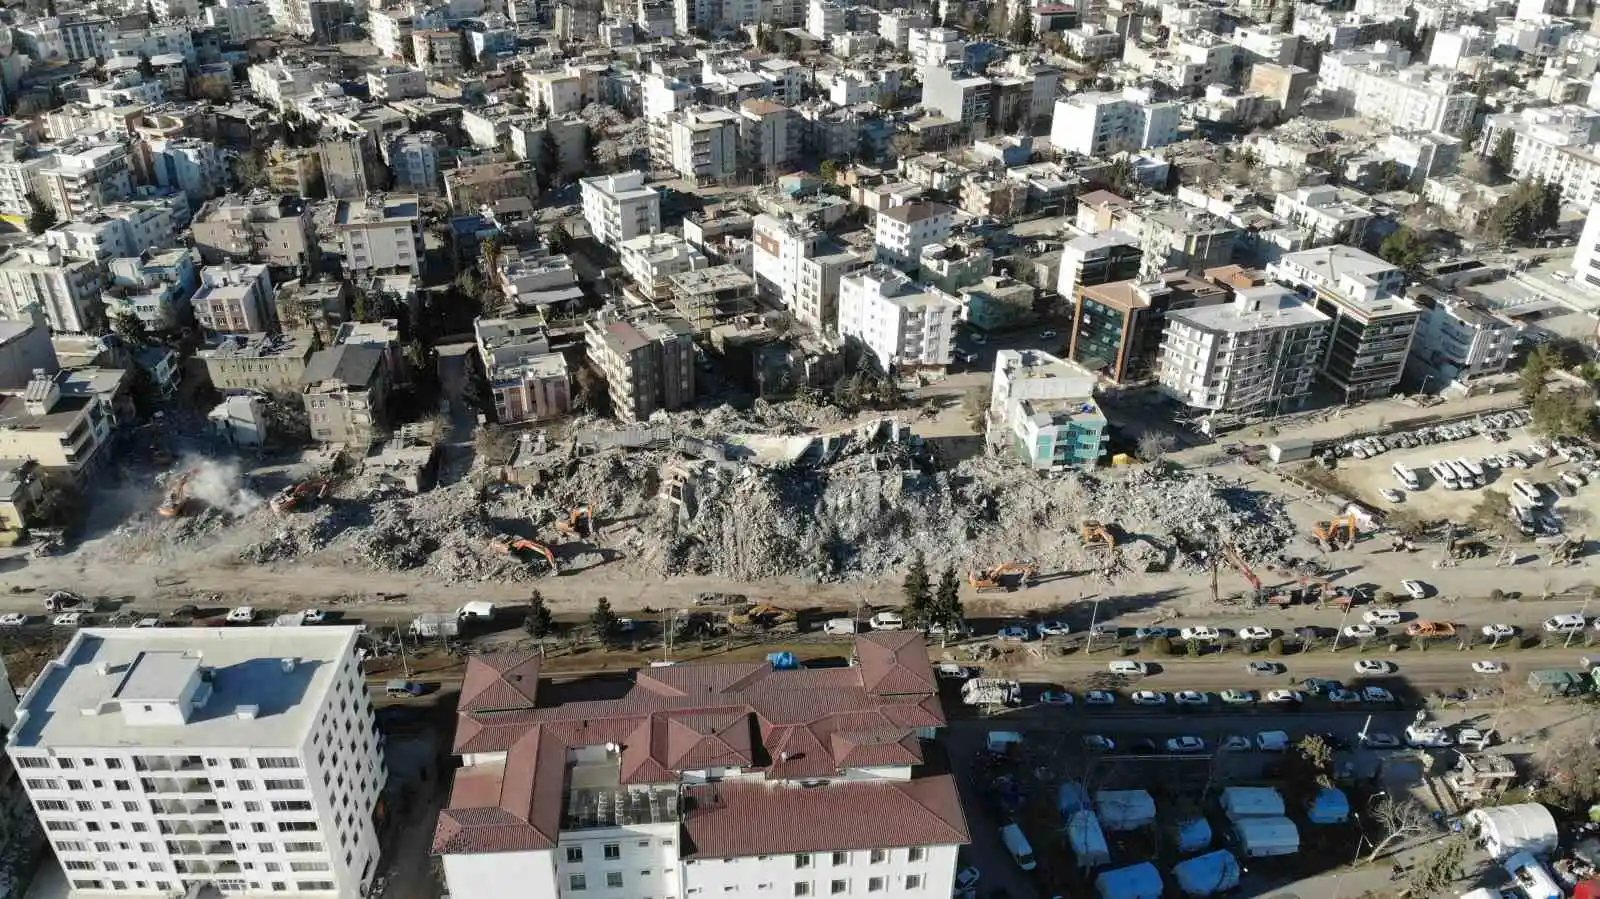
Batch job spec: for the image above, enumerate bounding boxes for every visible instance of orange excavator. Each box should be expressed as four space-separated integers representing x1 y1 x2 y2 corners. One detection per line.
271 478 331 514
968 561 1037 593
1214 542 1265 602
488 534 559 574
555 505 595 539
1312 515 1359 550
158 469 197 517
1080 520 1116 552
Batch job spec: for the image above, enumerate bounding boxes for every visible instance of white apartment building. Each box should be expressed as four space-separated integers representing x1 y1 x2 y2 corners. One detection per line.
1573 202 1600 291
838 264 960 369
807 0 847 37
0 145 53 221
619 233 707 301
0 243 103 334
738 100 796 172
413 30 463 81
7 627 384 899
388 132 445 193
874 202 953 271
46 199 186 264
650 107 740 181
1317 48 1476 133
1428 26 1491 72
1481 105 1600 207
368 66 427 102
907 27 965 67
247 60 332 113
434 635 966 899
1407 295 1517 389
1272 185 1375 246
16 15 111 62
204 0 274 43
986 348 1107 468
1270 245 1420 402
369 9 415 59
148 139 223 205
751 213 867 330
1047 89 1181 157
106 25 196 67
192 263 276 333
37 143 133 220
878 9 929 48
335 195 423 275
581 171 662 249
1157 284 1332 418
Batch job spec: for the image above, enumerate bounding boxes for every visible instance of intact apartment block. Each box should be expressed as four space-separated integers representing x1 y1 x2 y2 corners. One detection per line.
1269 246 1420 402
6 627 385 899
582 172 663 249
838 265 961 370
583 312 696 422
1156 284 1331 418
0 371 112 484
432 633 967 899
987 349 1106 469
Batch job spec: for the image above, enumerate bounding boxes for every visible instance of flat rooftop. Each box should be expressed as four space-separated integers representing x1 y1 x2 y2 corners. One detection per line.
10 627 359 749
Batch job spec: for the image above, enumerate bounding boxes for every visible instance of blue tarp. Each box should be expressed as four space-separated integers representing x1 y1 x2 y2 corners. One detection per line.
1095 862 1163 899
1173 851 1242 896
1175 817 1212 853
1307 787 1351 824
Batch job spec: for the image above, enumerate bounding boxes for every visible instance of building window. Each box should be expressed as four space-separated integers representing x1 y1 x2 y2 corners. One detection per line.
905 876 922 890
867 880 884 893
604 844 621 860
607 873 624 889
567 848 583 863
830 882 847 895
908 849 924 863
869 851 886 865
570 875 587 892
832 853 847 866
794 885 811 897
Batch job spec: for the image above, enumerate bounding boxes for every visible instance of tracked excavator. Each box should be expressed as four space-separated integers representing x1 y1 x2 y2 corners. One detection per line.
488 534 559 573
158 469 198 517
1311 515 1359 550
271 478 331 514
968 561 1038 593
1079 520 1116 553
555 505 596 539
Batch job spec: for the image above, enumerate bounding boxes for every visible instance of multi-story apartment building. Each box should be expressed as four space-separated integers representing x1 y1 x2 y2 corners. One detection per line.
335 195 423 275
619 233 707 302
1056 230 1143 303
1572 201 1600 291
301 344 391 444
199 331 320 393
1068 269 1228 384
0 243 103 335
367 66 427 102
433 634 966 899
738 100 798 173
1406 294 1517 390
388 132 445 193
581 172 662 249
1156 284 1331 418
106 248 200 332
0 143 52 223
1480 105 1600 207
751 212 869 331
37 143 133 220
1317 48 1476 133
874 202 953 271
838 265 960 370
247 59 332 112
147 139 224 205
475 314 571 423
667 265 757 331
192 194 318 272
986 348 1106 468
204 0 274 43
16 14 112 62
6 626 384 899
413 30 463 82
583 311 695 422
1047 89 1180 157
650 108 741 181
369 8 416 59
1271 185 1376 247
0 372 110 482
192 264 277 334
1269 246 1420 401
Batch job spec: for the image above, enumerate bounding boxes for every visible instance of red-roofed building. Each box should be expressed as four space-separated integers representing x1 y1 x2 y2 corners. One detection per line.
434 633 968 899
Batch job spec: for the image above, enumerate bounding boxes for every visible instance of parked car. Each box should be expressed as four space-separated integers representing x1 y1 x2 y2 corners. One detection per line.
1265 689 1303 704
1354 660 1395 674
1134 627 1171 639
1219 735 1253 752
226 606 256 624
1131 690 1166 705
1238 626 1273 641
1173 690 1208 706
1401 579 1428 599
1342 624 1378 639
1246 661 1281 675
1165 736 1206 753
1327 688 1361 704
52 612 82 627
0 613 28 627
1482 624 1517 640
1362 609 1402 625
1179 626 1220 641
1039 687 1073 705
995 624 1031 641
1359 732 1400 748
1109 661 1149 676
1035 620 1070 637
1362 686 1395 703
1472 660 1506 675
1220 689 1256 705
300 609 327 624
1081 735 1115 752
1084 690 1116 705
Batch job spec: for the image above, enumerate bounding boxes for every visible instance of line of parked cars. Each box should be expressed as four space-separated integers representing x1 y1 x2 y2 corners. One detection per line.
1337 410 1530 461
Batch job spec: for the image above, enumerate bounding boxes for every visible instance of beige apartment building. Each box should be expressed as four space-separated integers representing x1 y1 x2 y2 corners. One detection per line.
0 371 112 483
583 311 695 422
191 193 318 272
301 343 391 444
198 330 320 393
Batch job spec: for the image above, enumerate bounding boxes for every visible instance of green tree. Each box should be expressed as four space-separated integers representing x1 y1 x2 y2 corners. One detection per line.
1008 12 1034 45
1489 130 1515 179
547 222 572 254
25 194 55 234
930 565 963 643
901 551 932 626
819 158 840 184
1531 388 1597 439
1522 344 1556 405
524 590 555 638
1406 838 1467 896
591 596 620 645
111 311 149 346
1379 226 1432 277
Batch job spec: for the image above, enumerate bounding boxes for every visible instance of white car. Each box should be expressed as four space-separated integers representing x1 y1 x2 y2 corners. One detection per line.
52 612 82 627
1220 689 1256 705
1265 689 1304 704
1380 488 1405 503
1354 660 1395 674
1401 580 1428 599
300 609 327 625
1035 620 1070 637
1165 736 1206 753
1362 609 1402 625
226 606 256 624
1131 690 1166 706
1108 661 1149 676
0 613 27 627
1179 626 1220 641
1039 329 1058 340
1173 690 1208 706
1362 686 1395 703
1084 690 1116 705
1457 727 1494 749
995 624 1031 641
1238 626 1273 641
1246 661 1281 675
1481 624 1517 640
133 617 161 628
1342 624 1378 640
1472 660 1506 675
1081 735 1116 752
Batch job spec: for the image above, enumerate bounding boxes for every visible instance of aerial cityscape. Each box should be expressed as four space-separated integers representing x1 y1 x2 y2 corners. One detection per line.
0 0 1598 897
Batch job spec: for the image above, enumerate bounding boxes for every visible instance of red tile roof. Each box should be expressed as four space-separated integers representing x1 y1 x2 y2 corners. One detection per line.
435 635 949 856
680 775 969 858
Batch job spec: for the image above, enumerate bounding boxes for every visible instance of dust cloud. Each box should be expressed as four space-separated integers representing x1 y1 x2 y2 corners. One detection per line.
180 458 263 517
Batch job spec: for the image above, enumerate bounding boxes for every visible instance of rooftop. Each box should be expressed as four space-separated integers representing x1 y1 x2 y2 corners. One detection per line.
199 331 315 361
336 194 421 226
1168 285 1329 333
9 627 359 749
880 202 951 225
302 344 385 389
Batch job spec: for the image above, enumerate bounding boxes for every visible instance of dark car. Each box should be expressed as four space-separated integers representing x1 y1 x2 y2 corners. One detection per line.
1294 626 1326 641
1301 677 1344 696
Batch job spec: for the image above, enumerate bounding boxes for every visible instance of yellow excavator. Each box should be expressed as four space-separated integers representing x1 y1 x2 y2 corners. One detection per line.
158 469 197 518
488 534 559 573
1080 520 1116 552
728 603 796 630
968 561 1038 593
555 505 595 539
1312 515 1359 550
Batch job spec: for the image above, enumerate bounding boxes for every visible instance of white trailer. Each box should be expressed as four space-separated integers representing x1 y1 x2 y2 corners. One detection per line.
961 678 1020 706
410 613 461 639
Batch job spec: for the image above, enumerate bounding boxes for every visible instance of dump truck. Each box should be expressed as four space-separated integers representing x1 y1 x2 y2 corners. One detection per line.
1528 668 1590 697
961 678 1021 707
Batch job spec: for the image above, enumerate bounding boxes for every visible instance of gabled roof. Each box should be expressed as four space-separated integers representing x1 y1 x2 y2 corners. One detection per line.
855 631 937 695
459 651 542 713
432 725 567 853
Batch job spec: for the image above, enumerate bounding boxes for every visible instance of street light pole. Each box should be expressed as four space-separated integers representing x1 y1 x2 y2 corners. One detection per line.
1568 594 1592 649
1332 602 1354 652
1085 595 1102 654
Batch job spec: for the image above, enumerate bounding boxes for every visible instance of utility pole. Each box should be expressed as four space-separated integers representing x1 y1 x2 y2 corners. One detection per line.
1084 594 1101 654
1331 601 1353 652
1567 593 1591 649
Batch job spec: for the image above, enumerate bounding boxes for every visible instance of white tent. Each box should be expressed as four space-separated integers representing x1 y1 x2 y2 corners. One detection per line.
1067 810 1111 869
1220 786 1285 821
1173 851 1241 896
1233 817 1299 857
1464 803 1559 861
1096 789 1157 831
1174 818 1212 854
1306 787 1351 825
1094 862 1163 899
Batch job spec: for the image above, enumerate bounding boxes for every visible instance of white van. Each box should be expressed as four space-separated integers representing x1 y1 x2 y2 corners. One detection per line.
869 611 903 631
1545 613 1587 633
1431 462 1460 490
1255 730 1290 752
1000 823 1037 871
1392 464 1421 490
1446 460 1477 489
1512 479 1543 506
823 618 858 635
986 731 1024 754
1458 457 1486 485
